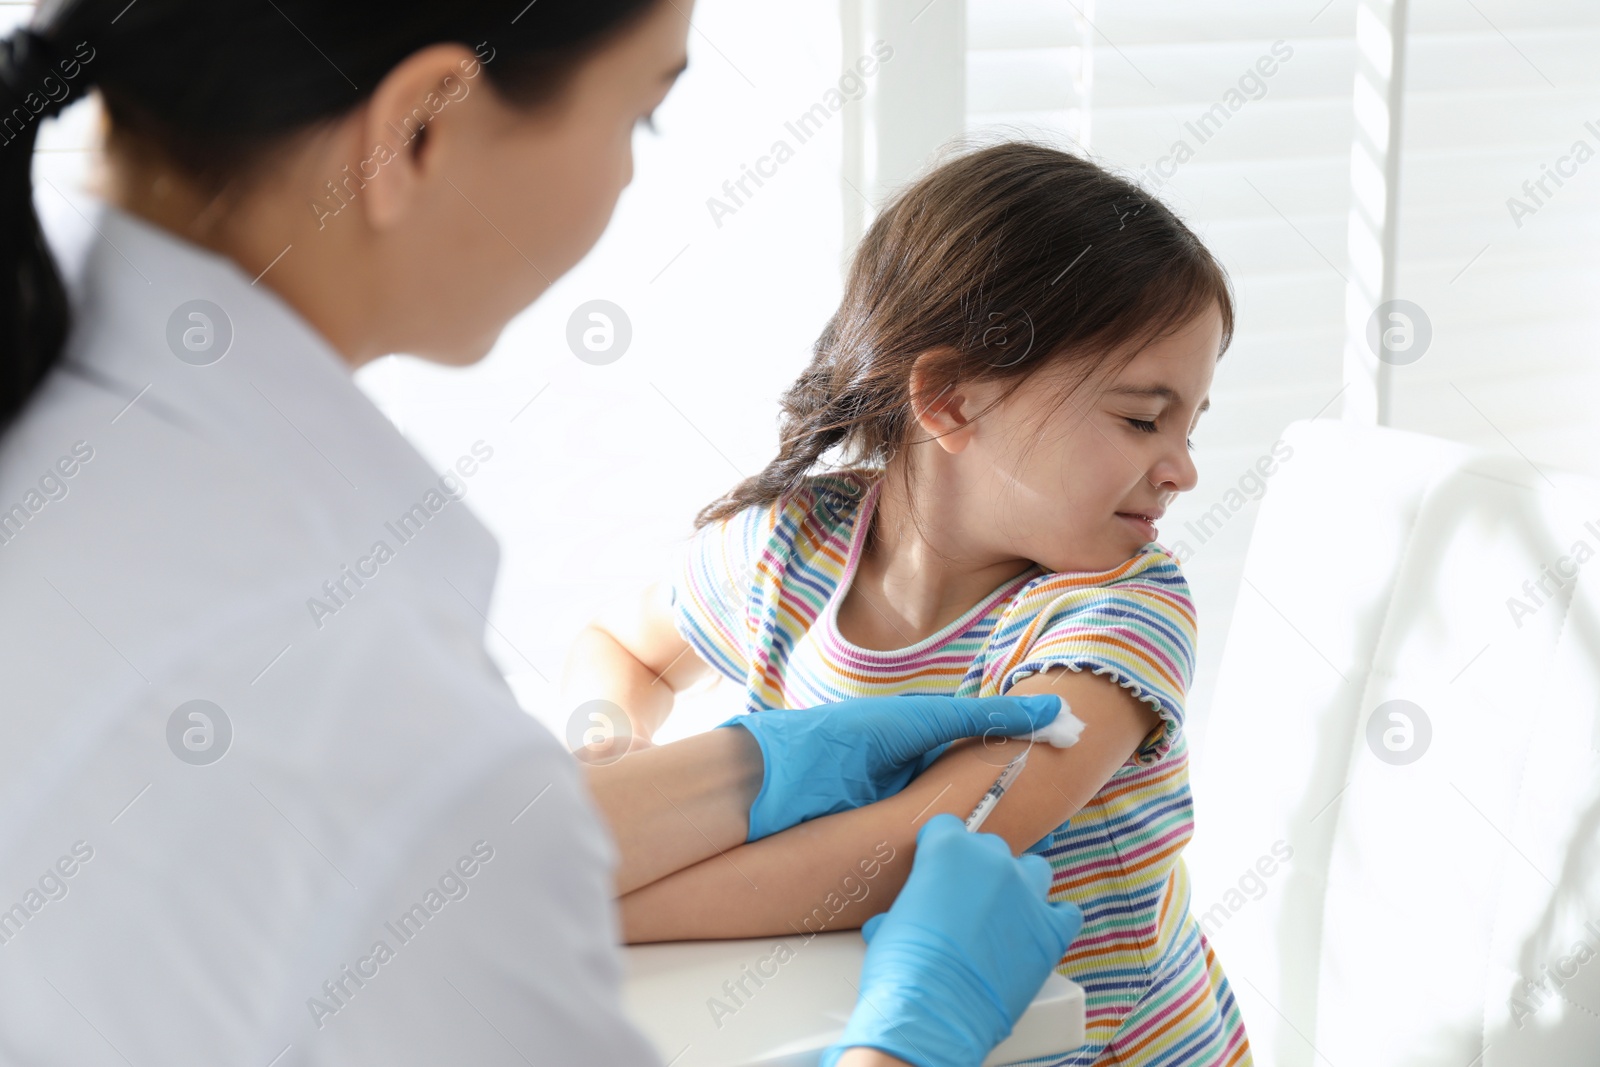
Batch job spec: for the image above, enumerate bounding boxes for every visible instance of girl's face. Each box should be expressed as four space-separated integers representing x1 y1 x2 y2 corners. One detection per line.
939 304 1222 575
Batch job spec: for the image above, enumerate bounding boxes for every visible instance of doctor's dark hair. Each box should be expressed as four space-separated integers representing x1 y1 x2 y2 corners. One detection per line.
0 0 658 434
696 141 1235 529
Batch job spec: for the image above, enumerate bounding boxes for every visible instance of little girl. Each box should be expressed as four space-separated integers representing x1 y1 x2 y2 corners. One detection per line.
563 142 1250 1065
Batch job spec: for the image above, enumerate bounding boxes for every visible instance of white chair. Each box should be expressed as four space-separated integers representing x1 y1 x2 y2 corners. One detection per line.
1188 418 1600 1066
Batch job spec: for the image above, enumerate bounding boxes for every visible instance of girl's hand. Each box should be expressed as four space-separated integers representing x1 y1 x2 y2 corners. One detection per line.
561 581 708 749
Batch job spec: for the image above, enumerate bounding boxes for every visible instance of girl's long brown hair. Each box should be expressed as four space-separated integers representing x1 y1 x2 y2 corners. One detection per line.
696 141 1234 529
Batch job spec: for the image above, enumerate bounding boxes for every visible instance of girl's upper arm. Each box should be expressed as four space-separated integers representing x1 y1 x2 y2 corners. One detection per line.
948 554 1194 853
917 666 1161 858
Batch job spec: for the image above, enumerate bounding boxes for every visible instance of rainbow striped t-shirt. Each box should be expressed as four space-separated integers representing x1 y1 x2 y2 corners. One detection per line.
670 471 1250 1066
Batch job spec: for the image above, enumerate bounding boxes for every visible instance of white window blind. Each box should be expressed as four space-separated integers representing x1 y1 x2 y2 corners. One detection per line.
1389 0 1600 478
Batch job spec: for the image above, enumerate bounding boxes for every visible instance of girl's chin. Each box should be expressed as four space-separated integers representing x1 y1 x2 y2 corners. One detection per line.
1038 542 1145 576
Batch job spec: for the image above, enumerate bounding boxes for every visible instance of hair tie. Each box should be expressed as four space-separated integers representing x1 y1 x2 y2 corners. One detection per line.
0 29 84 121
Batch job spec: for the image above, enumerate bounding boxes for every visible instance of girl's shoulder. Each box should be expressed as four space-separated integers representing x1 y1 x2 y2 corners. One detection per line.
982 544 1198 759
761 468 878 567
761 470 876 579
1029 540 1188 587
1006 543 1196 624
701 469 879 577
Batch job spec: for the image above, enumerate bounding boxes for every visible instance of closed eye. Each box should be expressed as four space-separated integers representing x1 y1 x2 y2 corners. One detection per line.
1129 415 1196 450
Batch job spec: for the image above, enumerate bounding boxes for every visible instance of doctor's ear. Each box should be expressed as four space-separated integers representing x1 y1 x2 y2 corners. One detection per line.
909 350 994 455
356 43 494 230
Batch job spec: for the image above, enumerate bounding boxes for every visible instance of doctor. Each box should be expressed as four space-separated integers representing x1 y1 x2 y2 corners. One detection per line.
0 2 1082 1066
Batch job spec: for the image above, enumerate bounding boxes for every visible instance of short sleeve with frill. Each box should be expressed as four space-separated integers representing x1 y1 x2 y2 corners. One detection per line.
977 546 1196 764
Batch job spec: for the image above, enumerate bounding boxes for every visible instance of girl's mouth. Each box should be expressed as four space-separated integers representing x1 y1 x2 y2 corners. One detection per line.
1115 512 1159 542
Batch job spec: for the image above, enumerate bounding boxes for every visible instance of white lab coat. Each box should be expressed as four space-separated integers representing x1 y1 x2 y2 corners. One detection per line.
0 198 661 1066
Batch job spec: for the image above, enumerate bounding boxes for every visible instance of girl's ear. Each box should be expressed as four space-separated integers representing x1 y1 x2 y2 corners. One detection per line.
909 349 979 455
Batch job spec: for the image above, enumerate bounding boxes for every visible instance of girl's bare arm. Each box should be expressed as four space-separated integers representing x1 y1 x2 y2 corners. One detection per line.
619 665 1161 943
562 581 710 746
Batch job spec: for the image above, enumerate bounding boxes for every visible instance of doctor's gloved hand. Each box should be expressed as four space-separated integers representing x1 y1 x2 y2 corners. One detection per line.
719 694 1063 842
822 814 1084 1067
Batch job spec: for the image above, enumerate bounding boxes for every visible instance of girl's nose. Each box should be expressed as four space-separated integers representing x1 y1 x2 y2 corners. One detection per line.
1152 443 1199 495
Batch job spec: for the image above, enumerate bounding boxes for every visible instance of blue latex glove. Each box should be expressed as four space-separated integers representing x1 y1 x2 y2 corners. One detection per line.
821 814 1084 1067
721 694 1062 842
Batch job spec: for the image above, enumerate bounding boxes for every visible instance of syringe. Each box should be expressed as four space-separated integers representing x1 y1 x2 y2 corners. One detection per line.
963 746 1031 832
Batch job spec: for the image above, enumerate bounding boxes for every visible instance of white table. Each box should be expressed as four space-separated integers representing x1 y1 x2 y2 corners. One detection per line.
623 931 1085 1066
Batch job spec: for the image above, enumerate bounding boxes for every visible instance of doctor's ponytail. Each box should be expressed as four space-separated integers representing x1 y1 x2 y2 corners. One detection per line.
0 24 96 438
0 0 658 436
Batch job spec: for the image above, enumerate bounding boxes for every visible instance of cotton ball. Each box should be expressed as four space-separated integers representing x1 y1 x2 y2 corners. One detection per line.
1030 701 1086 748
